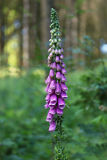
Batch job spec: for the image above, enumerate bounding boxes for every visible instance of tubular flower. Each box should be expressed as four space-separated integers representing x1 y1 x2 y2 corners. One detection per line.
45 8 67 132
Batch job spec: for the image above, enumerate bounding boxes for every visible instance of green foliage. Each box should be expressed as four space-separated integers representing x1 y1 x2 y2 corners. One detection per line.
72 35 96 67
0 68 51 160
0 66 107 160
65 66 107 160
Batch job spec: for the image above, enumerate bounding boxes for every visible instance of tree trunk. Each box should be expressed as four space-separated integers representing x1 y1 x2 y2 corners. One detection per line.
41 0 49 60
79 0 87 39
18 0 23 68
0 0 5 66
71 0 78 64
71 0 78 47
29 0 37 63
64 0 72 56
86 0 100 39
22 0 30 68
64 0 78 56
78 0 88 65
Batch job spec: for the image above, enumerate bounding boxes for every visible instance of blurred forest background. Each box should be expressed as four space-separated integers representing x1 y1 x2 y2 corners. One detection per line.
0 0 107 67
0 0 107 160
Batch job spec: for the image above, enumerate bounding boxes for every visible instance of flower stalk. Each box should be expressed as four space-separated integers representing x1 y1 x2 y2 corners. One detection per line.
45 8 68 160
